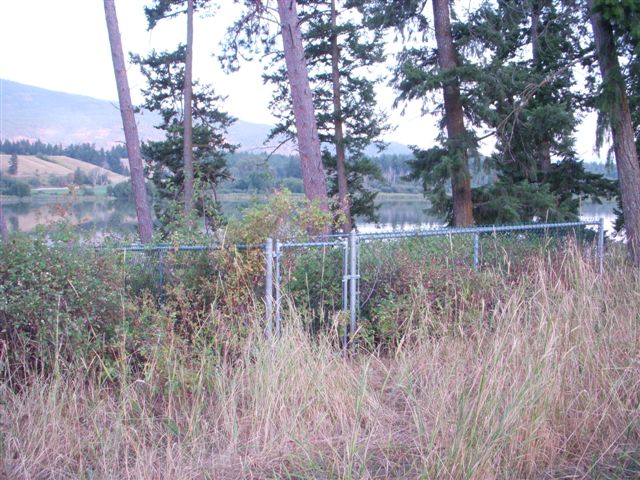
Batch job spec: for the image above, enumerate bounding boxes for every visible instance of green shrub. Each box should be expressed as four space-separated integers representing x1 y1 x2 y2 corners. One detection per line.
277 177 304 193
0 234 124 374
0 177 31 197
107 180 133 199
48 174 72 187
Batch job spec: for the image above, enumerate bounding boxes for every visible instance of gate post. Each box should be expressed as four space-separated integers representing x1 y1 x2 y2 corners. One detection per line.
275 239 282 337
597 218 605 274
473 233 479 272
265 238 273 339
342 238 349 349
349 231 358 349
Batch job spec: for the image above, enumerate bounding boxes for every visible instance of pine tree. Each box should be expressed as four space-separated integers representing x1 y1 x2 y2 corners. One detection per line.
362 0 617 225
103 0 154 243
132 48 236 232
8 154 17 175
144 0 202 215
356 0 476 226
588 0 640 264
430 0 474 226
459 0 616 224
263 0 389 229
222 0 330 215
276 0 330 213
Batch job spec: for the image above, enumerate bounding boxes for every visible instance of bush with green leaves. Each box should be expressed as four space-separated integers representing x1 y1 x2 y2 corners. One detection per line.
0 177 31 197
0 233 124 374
11 180 31 198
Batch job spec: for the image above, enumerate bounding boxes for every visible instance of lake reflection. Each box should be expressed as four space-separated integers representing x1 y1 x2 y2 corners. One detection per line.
3 195 617 236
4 198 138 235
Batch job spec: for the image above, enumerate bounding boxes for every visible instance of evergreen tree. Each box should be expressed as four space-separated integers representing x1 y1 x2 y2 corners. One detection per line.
457 0 617 223
8 154 17 175
103 0 154 243
588 0 640 264
355 0 476 225
378 0 616 224
263 0 389 228
132 48 236 232
222 0 331 216
275 0 330 213
144 0 208 215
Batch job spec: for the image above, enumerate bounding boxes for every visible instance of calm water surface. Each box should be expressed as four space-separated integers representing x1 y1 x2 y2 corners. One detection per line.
3 195 617 238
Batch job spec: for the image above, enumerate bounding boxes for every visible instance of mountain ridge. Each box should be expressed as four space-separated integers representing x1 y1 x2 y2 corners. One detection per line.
0 79 412 156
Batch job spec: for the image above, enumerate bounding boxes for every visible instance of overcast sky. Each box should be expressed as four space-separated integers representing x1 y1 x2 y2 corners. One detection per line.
0 0 602 158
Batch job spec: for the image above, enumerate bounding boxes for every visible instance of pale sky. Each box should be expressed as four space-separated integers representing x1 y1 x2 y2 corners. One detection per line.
0 0 602 159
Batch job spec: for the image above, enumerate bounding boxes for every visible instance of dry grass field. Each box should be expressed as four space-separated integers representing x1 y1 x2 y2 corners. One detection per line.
0 154 127 185
1 247 639 479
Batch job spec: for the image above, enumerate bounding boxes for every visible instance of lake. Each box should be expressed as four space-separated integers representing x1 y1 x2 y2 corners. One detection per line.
2 193 617 238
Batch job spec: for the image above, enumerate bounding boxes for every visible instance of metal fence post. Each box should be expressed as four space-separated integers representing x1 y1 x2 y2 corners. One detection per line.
342 238 349 349
158 250 165 304
473 233 479 272
275 239 282 337
264 238 273 339
597 217 605 274
349 231 358 349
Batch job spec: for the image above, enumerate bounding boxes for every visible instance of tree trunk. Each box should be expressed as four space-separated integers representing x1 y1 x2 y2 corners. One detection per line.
103 0 154 243
330 0 352 231
0 203 9 242
276 0 329 211
531 1 552 175
431 0 474 226
589 0 640 265
183 0 195 215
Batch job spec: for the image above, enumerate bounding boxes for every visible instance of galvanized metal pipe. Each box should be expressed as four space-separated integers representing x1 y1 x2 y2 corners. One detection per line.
280 240 344 248
597 217 605 274
113 244 264 252
358 220 600 241
473 233 479 272
264 238 273 339
349 231 357 348
275 239 282 337
342 239 348 349
158 251 165 304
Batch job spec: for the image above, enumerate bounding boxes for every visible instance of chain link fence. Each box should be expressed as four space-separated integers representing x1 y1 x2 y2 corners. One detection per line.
101 219 605 347
266 219 605 347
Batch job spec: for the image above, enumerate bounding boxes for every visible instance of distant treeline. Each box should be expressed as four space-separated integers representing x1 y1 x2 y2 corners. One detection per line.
0 140 128 175
220 152 424 194
583 161 618 180
222 152 509 194
1 140 615 194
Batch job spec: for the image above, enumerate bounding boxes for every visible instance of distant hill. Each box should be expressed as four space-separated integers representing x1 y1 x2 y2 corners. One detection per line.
0 79 411 156
0 154 127 185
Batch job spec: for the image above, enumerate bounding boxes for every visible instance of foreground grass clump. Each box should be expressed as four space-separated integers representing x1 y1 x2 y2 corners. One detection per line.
1 250 639 479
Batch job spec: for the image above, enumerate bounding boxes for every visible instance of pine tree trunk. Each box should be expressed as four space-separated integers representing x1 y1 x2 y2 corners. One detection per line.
330 0 352 232
531 1 552 175
431 0 474 226
276 0 329 212
183 0 195 215
0 203 8 242
104 0 154 243
589 0 640 265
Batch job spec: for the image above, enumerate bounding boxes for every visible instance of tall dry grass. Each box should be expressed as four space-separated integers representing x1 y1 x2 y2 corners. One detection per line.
1 249 639 479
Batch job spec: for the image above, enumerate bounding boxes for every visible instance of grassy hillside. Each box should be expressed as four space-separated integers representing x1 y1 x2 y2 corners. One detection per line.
0 154 127 185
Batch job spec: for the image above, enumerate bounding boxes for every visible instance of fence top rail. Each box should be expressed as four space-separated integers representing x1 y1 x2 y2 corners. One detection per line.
98 219 603 252
279 240 346 249
356 219 601 241
99 243 263 253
